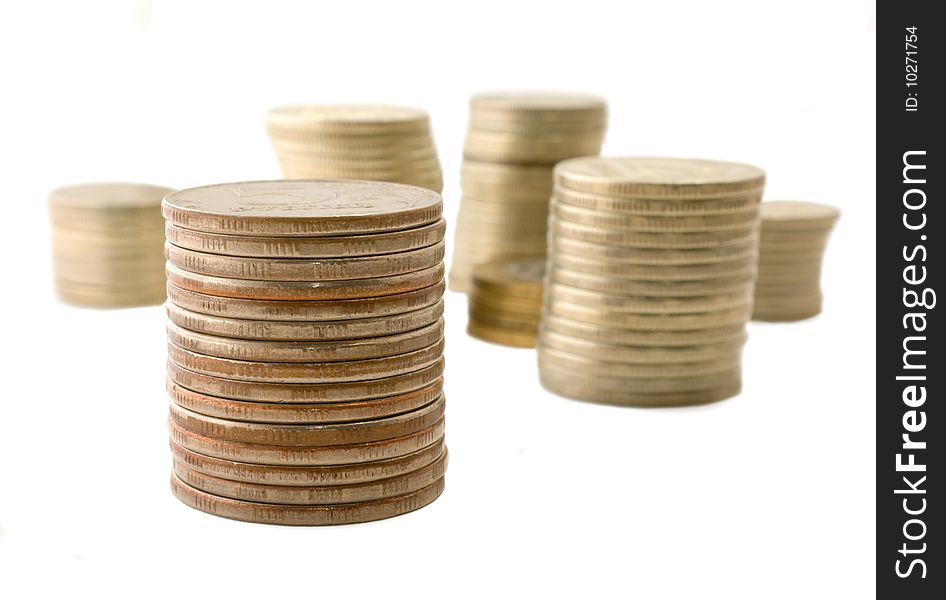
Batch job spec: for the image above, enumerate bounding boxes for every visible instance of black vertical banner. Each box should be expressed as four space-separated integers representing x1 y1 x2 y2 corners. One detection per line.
877 1 940 597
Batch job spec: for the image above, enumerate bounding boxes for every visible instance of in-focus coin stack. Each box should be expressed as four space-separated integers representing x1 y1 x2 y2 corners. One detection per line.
265 105 443 192
752 201 840 322
449 92 607 292
538 157 765 407
49 182 172 308
467 257 545 348
162 180 448 525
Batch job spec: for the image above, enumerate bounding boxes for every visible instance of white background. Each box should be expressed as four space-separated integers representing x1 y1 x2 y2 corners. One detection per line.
0 1 876 598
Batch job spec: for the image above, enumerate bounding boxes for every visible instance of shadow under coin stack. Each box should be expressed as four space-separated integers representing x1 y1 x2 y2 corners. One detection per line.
752 201 840 321
467 257 545 348
449 92 607 292
538 157 765 407
265 105 444 192
161 180 448 525
49 182 172 308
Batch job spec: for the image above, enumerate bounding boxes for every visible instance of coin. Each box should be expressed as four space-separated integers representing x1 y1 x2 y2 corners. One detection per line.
538 375 741 407
173 449 447 505
553 186 760 214
539 347 740 378
166 300 443 342
541 314 746 346
536 361 742 393
49 182 172 210
550 218 758 249
466 320 536 348
266 104 431 136
165 240 444 281
169 416 445 466
551 266 754 296
170 474 445 525
168 338 444 383
538 329 747 363
554 157 765 198
165 219 445 258
469 309 539 331
167 318 444 362
468 91 607 120
550 252 757 280
545 283 753 314
170 438 445 486
168 377 443 424
56 286 166 308
167 357 444 403
162 180 442 237
759 201 841 230
166 280 443 322
169 395 445 447
552 202 759 232
544 301 753 330
165 262 445 301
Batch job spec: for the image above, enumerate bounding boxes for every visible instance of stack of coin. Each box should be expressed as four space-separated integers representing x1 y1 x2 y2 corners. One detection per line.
538 157 765 407
49 182 172 308
265 105 443 192
467 256 545 348
162 180 448 525
752 201 840 322
449 92 607 292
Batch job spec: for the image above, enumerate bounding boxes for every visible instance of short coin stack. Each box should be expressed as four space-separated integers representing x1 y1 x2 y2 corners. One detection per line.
265 105 443 192
449 92 607 292
49 182 172 308
162 180 448 525
467 256 545 348
538 157 766 407
752 201 840 321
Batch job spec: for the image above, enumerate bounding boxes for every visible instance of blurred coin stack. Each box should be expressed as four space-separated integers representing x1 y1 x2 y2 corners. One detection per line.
467 256 545 348
538 157 765 407
162 180 448 525
265 105 443 192
449 92 607 292
49 182 172 308
752 201 840 321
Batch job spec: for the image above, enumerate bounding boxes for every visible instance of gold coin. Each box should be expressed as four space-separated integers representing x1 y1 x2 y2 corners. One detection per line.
550 217 758 248
550 252 756 281
541 313 746 346
760 201 840 230
166 280 443 321
554 157 765 198
168 338 444 384
466 320 536 348
751 305 823 322
49 182 172 210
171 438 444 486
266 104 430 136
539 374 741 407
553 186 760 214
165 262 445 301
757 250 826 265
169 395 445 447
550 236 757 265
469 309 539 331
166 301 444 342
471 256 545 295
545 283 753 314
552 202 759 232
463 138 603 164
544 301 752 330
173 449 447 505
165 219 445 258
167 358 444 403
461 160 554 185
162 180 442 237
167 318 443 362
169 415 444 466
537 360 743 393
165 240 444 281
57 286 166 309
538 329 747 363
538 347 740 378
170 474 444 525
168 377 443 424
469 91 607 120
469 293 542 316
551 266 754 296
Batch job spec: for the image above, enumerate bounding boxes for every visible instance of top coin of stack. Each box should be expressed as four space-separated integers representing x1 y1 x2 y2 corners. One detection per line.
49 182 172 308
538 157 765 407
162 179 448 525
752 201 840 322
449 92 607 292
467 256 545 348
265 105 444 192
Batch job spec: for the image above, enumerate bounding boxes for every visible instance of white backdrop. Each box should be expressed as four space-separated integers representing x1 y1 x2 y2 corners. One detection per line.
0 1 876 598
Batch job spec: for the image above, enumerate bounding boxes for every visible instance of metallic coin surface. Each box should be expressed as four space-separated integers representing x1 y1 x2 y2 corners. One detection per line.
466 320 536 348
167 358 444 403
544 301 753 331
550 252 756 281
553 187 761 214
49 182 172 210
539 375 741 407
760 201 840 229
552 202 759 232
536 362 742 393
545 283 753 314
165 262 445 301
538 347 740 378
550 218 758 249
266 104 430 135
541 314 746 346
539 329 747 363
550 266 754 296
170 474 445 525
162 180 442 237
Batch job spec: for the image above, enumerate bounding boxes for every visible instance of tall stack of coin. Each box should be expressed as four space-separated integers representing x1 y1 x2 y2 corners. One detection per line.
449 92 607 292
467 256 545 348
265 105 443 192
752 201 840 322
162 180 448 525
49 182 172 308
538 157 765 407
